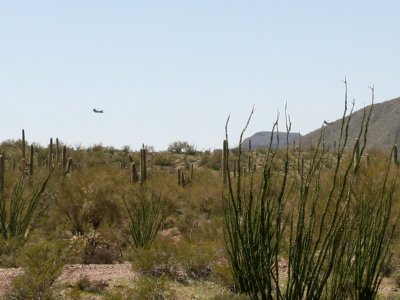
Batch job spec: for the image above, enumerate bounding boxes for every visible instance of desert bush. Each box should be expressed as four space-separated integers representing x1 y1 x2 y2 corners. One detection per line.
131 275 177 300
5 240 65 300
69 230 123 264
168 141 196 155
54 168 123 236
75 275 109 293
131 236 219 283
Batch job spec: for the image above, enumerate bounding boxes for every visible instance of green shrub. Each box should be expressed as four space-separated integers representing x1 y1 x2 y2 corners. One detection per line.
123 188 165 248
5 241 65 299
131 275 176 300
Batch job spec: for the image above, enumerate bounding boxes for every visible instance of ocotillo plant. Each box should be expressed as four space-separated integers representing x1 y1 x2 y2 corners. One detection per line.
223 106 290 299
0 171 52 240
222 139 228 184
20 129 26 176
122 189 165 248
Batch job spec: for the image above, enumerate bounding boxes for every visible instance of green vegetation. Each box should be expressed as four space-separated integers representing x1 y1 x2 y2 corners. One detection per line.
0 90 399 299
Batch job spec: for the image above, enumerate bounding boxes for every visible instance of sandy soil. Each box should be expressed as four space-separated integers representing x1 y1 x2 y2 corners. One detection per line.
0 262 136 295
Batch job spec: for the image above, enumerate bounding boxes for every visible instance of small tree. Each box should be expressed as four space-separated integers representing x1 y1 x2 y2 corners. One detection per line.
167 141 196 155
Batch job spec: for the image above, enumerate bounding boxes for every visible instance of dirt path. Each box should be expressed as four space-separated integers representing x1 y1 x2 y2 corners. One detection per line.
0 262 137 294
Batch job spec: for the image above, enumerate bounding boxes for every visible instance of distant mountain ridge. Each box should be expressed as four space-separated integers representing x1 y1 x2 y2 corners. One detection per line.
243 96 400 151
301 97 400 151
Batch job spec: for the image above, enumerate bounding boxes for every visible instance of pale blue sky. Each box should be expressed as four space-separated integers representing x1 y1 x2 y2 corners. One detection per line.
1 1 399 150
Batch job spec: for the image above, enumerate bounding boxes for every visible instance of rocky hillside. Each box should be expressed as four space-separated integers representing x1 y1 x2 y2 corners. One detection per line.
301 97 400 151
243 97 400 151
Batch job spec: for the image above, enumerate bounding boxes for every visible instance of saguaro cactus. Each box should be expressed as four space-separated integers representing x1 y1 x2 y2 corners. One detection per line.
65 157 72 174
29 145 34 176
21 129 26 161
130 162 139 183
62 145 67 170
48 138 53 169
56 138 60 167
140 145 147 183
0 154 5 193
394 144 398 166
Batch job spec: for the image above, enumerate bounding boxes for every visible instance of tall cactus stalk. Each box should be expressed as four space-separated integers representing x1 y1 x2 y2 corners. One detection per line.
29 145 34 176
0 154 5 193
48 138 53 169
65 157 72 174
21 129 26 161
393 144 398 165
140 145 147 184
55 138 60 169
62 145 67 170
130 162 139 183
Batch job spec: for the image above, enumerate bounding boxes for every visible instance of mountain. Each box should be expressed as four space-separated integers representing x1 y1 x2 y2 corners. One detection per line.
243 97 400 151
301 97 400 151
241 131 301 150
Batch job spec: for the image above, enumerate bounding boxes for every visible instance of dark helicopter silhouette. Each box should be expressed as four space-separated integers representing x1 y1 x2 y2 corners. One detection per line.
93 108 104 113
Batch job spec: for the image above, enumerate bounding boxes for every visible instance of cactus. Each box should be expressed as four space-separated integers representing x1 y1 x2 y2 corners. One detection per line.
394 144 398 165
130 162 139 183
177 168 181 186
62 145 67 169
55 138 60 168
21 129 26 161
29 145 34 176
181 170 186 187
0 154 5 193
48 138 53 169
140 145 147 184
190 163 194 180
65 157 72 174
248 138 252 152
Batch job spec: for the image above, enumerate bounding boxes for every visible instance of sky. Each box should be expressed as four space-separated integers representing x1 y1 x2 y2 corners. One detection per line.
1 1 399 151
